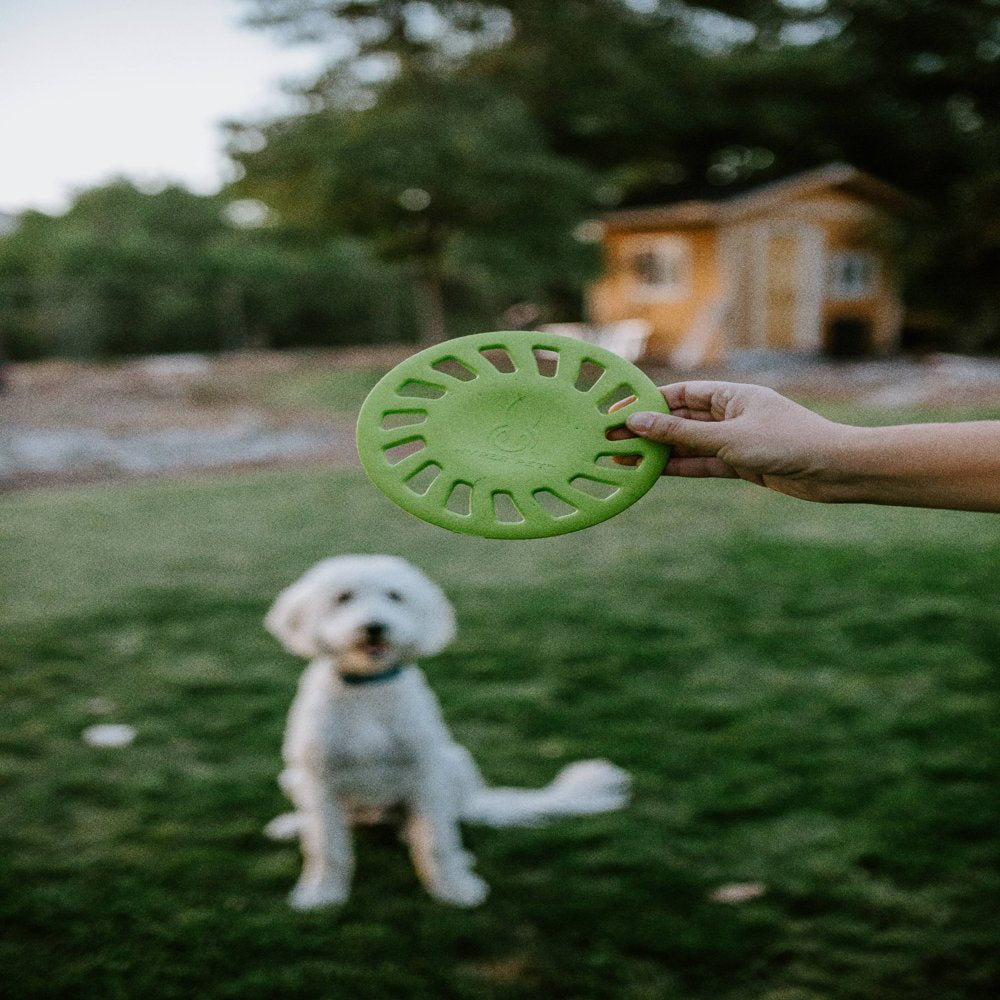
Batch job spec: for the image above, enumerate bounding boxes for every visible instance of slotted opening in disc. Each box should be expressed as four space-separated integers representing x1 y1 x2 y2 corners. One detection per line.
533 489 578 518
382 410 427 430
431 358 477 382
574 360 606 392
570 475 620 500
493 491 525 524
479 347 517 373
405 462 442 496
597 451 644 470
533 348 559 377
596 383 637 414
446 482 473 516
384 438 425 465
398 380 447 399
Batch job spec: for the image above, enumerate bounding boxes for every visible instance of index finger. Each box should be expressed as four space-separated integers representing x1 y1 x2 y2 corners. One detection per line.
659 381 740 419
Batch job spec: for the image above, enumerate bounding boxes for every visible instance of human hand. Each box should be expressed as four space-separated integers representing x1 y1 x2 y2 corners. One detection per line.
611 381 851 502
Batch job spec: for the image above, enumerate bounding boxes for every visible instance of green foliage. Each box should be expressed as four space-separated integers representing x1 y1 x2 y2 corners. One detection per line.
0 181 417 359
2 448 1000 998
236 0 1000 349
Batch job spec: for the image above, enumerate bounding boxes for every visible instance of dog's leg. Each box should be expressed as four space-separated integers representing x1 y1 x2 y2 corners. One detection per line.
288 774 353 910
405 769 488 908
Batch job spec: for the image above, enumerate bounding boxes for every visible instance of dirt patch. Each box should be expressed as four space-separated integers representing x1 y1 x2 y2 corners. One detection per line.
3 345 998 491
0 347 410 490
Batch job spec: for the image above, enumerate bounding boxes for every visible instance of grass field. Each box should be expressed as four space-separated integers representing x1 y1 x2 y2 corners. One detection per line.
3 435 999 999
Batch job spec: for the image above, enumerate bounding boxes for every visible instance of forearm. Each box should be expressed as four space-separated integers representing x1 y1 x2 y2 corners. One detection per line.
819 421 1000 512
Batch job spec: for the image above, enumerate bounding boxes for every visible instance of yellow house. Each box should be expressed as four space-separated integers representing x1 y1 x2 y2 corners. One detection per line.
587 163 916 366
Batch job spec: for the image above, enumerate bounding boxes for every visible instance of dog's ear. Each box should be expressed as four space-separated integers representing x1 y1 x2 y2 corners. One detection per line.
264 580 318 658
411 573 457 657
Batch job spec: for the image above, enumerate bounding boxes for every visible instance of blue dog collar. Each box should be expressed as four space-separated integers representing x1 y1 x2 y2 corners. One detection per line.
340 664 407 687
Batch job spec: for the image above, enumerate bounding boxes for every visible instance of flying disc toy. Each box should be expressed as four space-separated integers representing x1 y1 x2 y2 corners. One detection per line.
356 330 669 538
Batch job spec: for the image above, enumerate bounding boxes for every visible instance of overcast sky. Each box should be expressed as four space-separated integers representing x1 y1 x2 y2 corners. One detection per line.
0 0 329 215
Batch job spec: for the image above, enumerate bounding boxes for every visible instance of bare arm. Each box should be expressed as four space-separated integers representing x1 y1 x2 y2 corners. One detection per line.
619 381 1000 513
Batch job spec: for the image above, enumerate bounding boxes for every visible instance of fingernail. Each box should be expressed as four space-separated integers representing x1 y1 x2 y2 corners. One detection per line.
626 412 655 433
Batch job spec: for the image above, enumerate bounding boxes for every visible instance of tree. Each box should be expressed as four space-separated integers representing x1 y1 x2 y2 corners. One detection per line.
229 75 596 343
0 180 416 358
0 183 227 357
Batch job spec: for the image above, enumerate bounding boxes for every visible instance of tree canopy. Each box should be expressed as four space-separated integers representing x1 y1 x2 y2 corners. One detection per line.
3 1 998 358
230 0 1000 345
0 181 415 359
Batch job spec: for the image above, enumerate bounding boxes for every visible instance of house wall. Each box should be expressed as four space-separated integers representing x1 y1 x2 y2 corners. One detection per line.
588 186 903 362
736 191 900 355
798 192 901 355
587 226 721 360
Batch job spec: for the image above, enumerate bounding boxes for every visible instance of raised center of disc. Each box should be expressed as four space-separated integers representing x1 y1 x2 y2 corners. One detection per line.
431 382 580 481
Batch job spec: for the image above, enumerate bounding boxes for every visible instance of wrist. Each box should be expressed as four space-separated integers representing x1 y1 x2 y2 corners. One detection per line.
805 423 880 504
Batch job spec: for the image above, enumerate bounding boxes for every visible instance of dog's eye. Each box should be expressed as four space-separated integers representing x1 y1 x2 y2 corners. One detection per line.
334 591 354 605
387 590 404 603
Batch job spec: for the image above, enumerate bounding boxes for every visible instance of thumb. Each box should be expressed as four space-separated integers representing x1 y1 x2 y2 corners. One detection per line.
625 411 728 453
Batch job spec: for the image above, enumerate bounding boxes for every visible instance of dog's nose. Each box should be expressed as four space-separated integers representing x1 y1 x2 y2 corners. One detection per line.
364 622 388 643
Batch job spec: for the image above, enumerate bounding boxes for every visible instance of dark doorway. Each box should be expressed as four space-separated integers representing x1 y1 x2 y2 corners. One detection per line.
826 317 872 358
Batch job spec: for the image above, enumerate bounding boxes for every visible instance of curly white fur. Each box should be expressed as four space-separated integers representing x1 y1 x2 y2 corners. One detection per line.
264 554 630 909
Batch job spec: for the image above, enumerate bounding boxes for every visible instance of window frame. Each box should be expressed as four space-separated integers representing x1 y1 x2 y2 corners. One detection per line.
626 236 693 303
827 249 879 302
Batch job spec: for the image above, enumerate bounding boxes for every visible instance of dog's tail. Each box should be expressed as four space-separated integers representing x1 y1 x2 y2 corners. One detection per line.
461 759 630 828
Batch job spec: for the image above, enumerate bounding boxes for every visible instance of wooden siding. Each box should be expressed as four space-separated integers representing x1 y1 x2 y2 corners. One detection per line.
588 227 720 359
803 192 901 354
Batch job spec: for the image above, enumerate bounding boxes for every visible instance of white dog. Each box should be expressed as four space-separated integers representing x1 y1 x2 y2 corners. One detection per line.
264 554 630 910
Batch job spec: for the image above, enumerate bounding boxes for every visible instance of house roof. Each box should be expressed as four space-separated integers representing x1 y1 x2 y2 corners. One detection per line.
602 163 919 232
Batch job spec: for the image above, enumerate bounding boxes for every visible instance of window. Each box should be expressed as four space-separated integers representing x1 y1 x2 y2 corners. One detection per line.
827 250 878 301
627 237 691 301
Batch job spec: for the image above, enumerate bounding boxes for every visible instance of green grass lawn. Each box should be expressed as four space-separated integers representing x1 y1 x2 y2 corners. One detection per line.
2 456 999 999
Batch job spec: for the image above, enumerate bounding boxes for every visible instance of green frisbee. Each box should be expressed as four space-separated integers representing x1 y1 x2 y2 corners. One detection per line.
356 330 669 538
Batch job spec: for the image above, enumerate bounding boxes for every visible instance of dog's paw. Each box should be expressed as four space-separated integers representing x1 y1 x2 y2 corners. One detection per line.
289 878 349 911
264 812 303 841
429 872 489 908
